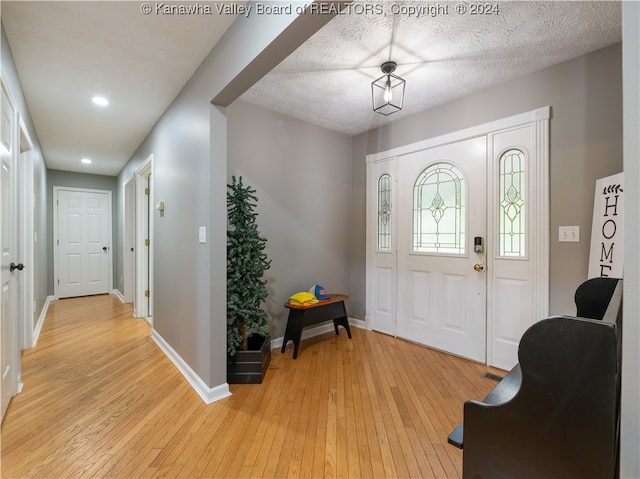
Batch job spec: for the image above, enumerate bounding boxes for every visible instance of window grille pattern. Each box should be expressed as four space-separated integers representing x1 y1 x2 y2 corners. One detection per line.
413 163 465 254
499 149 526 257
378 174 392 251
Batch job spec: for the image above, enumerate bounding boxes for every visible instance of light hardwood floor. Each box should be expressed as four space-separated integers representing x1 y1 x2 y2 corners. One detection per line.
1 294 504 479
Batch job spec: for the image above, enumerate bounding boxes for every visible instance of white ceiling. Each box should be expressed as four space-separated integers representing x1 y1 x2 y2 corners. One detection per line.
2 1 622 177
2 1 239 176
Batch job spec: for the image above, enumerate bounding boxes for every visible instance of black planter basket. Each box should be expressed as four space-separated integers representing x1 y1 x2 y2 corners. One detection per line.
227 334 271 384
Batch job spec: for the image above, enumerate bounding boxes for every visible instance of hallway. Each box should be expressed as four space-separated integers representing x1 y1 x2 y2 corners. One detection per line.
1 294 501 478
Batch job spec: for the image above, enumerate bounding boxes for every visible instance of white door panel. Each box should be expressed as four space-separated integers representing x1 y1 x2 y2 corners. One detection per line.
488 125 538 370
56 189 111 298
367 158 397 336
135 164 152 321
123 179 135 303
396 137 487 362
1 81 18 421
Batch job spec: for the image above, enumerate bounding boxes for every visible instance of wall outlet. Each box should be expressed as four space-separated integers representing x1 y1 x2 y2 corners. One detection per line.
559 226 580 242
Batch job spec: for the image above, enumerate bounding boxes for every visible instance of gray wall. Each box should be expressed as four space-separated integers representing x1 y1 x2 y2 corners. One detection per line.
227 100 352 337
115 8 339 389
33 149 47 314
351 43 623 318
1 21 49 321
46 169 118 295
116 87 214 384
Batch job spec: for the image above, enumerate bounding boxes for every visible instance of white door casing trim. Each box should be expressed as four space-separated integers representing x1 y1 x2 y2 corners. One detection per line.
366 107 551 164
366 106 550 365
53 186 113 299
18 116 35 350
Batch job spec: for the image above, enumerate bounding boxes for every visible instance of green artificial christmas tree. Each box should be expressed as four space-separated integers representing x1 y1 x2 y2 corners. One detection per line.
227 176 272 356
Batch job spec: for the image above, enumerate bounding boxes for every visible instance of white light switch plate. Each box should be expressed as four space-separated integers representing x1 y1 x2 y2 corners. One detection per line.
559 226 580 242
199 226 206 244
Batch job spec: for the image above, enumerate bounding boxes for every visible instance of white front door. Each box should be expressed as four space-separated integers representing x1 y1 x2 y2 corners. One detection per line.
1 81 19 421
56 189 111 298
396 137 487 362
366 108 550 370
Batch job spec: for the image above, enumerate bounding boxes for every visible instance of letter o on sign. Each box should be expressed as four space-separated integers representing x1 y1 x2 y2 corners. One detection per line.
602 219 617 239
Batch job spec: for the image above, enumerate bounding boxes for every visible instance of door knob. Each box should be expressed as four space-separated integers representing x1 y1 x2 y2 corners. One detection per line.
10 262 25 272
474 263 484 272
102 246 108 252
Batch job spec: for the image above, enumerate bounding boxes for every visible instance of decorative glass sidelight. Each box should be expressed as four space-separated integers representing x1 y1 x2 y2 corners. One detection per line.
499 149 526 257
413 163 465 254
378 174 392 251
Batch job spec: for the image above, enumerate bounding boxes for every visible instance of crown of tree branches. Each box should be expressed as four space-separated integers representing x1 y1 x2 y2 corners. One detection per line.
227 176 271 356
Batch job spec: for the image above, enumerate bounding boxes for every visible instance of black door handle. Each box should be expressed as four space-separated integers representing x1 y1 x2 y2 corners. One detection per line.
102 246 108 252
10 262 25 272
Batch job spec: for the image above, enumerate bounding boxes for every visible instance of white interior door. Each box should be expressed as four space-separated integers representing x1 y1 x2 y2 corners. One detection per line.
56 189 111 298
1 81 19 421
396 137 488 362
135 157 153 322
367 158 397 336
124 178 135 303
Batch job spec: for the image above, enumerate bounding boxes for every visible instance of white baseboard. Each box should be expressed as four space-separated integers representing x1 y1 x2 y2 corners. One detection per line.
111 289 125 303
151 330 232 405
270 316 365 350
32 295 55 347
350 317 366 329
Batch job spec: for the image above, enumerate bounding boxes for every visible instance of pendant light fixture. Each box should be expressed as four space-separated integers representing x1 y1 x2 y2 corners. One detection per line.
371 60 405 116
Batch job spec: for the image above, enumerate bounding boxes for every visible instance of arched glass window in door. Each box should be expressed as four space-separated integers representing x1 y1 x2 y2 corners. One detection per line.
378 174 392 251
499 149 526 257
413 163 465 254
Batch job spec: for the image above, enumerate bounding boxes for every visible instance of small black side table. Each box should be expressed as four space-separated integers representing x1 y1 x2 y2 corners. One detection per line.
281 294 351 359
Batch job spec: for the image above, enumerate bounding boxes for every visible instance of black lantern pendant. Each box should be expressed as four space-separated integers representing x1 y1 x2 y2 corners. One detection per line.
371 61 405 116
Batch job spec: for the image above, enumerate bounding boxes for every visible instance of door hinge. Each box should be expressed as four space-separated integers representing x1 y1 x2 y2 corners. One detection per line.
145 290 150 298
145 239 150 247
145 187 150 195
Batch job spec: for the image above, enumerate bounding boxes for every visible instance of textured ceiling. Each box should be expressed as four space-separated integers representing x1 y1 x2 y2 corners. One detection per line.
241 0 622 136
2 1 622 176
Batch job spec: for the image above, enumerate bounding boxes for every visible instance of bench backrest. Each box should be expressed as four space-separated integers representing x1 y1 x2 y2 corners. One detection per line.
574 277 621 321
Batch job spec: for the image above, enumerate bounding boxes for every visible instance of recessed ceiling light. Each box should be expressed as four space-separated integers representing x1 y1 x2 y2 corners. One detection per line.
81 158 92 164
91 96 109 107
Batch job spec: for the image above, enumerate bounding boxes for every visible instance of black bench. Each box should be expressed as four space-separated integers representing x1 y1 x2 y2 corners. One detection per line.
281 294 351 359
448 277 622 479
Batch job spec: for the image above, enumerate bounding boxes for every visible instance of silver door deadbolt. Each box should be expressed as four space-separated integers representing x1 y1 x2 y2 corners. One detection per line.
474 236 484 253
